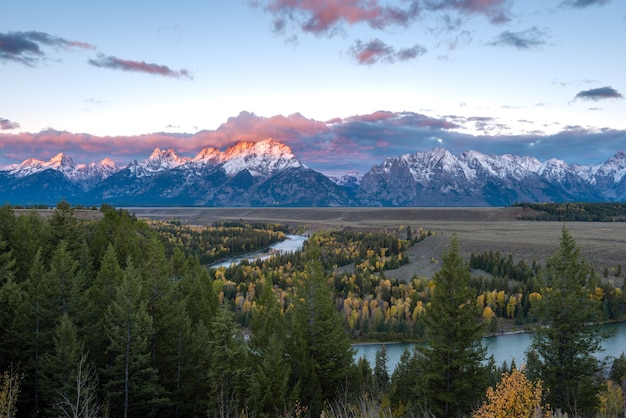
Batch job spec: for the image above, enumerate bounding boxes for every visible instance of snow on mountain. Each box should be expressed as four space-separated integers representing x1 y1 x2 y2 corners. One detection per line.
3 143 626 206
592 151 626 184
4 153 74 177
538 158 573 182
220 138 304 177
330 171 363 186
192 146 221 164
1 153 119 187
146 148 190 170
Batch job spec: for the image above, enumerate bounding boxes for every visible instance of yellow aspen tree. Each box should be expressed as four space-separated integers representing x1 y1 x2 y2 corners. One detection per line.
482 306 495 322
472 368 549 418
412 300 424 321
496 290 506 311
506 296 517 319
362 301 370 322
477 294 486 310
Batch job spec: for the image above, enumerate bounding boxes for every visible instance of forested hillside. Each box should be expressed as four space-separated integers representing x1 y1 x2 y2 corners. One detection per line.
1 203 625 417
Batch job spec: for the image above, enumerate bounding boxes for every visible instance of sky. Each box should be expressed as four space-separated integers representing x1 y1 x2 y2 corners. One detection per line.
1 0 625 176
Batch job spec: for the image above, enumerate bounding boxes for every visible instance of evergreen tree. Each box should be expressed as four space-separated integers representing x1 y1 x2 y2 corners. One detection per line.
417 235 489 417
16 249 49 416
0 241 24 372
206 308 250 418
46 241 86 319
103 260 165 418
249 280 292 416
289 255 355 417
9 211 48 283
40 314 85 413
47 201 85 257
526 226 607 417
374 345 390 396
389 347 420 415
83 244 124 369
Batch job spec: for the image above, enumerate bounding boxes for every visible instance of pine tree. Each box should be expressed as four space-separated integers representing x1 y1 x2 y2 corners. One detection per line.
249 280 292 415
103 260 165 418
83 244 123 369
16 249 49 416
417 235 489 417
289 255 355 417
389 347 420 414
526 226 607 416
0 240 22 371
40 314 86 413
9 211 48 283
206 308 250 418
374 345 390 396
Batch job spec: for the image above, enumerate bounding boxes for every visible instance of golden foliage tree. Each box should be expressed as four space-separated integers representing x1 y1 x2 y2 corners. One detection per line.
0 364 21 418
473 368 549 418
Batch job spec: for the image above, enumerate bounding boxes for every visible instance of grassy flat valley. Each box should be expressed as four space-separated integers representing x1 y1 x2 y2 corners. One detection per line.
128 206 626 278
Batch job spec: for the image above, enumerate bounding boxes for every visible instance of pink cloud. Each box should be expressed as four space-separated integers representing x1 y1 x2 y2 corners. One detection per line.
257 0 510 38
88 54 193 79
262 0 420 35
0 111 465 175
68 41 96 50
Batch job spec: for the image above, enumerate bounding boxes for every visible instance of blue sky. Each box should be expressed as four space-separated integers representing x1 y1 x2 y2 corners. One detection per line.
1 0 625 175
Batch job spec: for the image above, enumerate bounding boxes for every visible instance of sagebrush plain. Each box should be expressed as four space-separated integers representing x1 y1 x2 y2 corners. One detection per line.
127 206 626 280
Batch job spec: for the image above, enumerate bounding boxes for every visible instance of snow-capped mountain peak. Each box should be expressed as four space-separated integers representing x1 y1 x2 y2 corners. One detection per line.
593 150 626 184
145 148 190 170
193 146 221 163
49 153 74 168
221 138 304 176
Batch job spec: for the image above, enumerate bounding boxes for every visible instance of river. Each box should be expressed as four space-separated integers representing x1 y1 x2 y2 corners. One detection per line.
354 321 626 372
209 234 307 268
209 236 626 372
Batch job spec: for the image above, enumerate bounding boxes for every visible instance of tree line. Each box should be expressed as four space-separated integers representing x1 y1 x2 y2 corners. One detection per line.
513 202 626 222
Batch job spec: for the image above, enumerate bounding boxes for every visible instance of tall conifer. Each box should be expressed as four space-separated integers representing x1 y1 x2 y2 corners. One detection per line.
417 235 489 417
526 226 607 416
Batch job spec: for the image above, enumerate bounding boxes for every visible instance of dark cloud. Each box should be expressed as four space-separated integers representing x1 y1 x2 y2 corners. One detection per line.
0 118 20 130
348 39 426 65
488 27 549 49
2 111 625 176
88 54 193 79
0 31 94 66
561 0 611 8
574 86 623 101
424 0 511 24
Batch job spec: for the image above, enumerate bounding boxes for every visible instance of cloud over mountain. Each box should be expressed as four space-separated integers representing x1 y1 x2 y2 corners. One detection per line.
1 111 625 176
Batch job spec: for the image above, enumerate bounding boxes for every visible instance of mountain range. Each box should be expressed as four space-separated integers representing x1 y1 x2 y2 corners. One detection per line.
1 138 626 207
